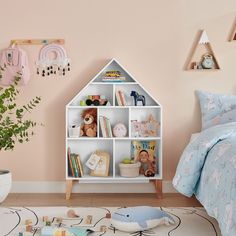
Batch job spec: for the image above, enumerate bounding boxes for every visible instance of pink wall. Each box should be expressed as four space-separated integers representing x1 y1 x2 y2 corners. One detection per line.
0 0 236 182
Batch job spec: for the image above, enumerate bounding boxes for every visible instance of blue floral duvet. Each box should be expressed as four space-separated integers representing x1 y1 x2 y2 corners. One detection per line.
173 122 236 236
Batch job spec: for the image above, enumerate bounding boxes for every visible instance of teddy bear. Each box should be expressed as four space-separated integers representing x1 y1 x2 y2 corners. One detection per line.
80 108 97 137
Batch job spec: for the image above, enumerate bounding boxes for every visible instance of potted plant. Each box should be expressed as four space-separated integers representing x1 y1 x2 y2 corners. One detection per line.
0 74 41 203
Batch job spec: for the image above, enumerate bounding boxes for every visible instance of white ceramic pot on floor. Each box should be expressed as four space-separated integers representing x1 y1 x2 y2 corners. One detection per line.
0 170 12 203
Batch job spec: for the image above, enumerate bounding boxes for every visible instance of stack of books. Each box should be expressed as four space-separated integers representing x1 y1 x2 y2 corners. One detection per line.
102 76 126 82
68 147 84 177
99 116 113 137
116 90 126 106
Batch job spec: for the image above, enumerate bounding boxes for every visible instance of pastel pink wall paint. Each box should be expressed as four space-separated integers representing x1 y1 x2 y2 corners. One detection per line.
0 0 236 182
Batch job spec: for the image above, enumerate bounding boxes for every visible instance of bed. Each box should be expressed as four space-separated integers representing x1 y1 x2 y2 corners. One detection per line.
173 90 236 236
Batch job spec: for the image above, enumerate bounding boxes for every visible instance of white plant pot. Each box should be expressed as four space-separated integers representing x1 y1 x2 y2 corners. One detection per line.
0 170 12 203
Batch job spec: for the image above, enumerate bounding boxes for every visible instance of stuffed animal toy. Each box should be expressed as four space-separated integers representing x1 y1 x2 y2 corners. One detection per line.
138 150 156 177
111 206 175 232
80 108 97 137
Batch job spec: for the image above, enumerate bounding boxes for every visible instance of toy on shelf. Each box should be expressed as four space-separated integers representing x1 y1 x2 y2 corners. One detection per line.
131 140 157 177
111 206 175 232
80 108 97 137
80 95 109 106
201 53 215 69
102 70 126 82
130 91 146 106
112 123 127 137
131 114 160 137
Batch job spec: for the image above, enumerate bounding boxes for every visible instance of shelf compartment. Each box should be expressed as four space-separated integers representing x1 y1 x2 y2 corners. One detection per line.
67 139 113 178
115 84 159 106
69 84 113 106
130 107 161 138
99 108 129 138
67 108 98 138
93 59 136 83
114 139 161 179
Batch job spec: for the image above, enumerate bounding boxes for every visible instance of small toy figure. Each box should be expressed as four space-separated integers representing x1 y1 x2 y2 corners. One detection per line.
80 108 97 137
67 209 79 218
130 91 146 106
113 123 127 137
201 53 214 69
86 95 108 106
138 150 156 177
105 70 121 77
85 215 92 224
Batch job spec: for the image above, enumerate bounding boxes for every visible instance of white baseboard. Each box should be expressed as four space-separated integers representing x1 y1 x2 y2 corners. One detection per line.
11 181 177 193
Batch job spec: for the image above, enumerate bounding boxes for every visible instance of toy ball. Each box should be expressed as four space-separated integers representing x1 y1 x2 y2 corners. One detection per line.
113 123 127 137
111 206 175 232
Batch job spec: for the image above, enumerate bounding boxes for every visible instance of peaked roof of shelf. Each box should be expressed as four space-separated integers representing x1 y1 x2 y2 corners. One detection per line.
186 30 221 70
67 58 161 106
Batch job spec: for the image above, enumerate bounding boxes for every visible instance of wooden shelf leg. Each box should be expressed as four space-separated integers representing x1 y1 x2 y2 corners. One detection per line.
66 180 74 200
151 180 163 199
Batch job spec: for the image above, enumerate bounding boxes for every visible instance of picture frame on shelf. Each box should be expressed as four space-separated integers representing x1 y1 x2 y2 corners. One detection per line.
90 151 110 177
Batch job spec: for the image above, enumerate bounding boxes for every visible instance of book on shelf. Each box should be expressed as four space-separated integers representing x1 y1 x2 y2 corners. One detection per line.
85 153 101 170
102 77 126 82
131 140 157 177
115 90 126 106
67 147 83 177
76 154 84 177
99 116 113 138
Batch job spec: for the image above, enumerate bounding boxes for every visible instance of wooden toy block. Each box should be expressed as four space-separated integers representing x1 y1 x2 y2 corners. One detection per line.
26 225 32 232
46 221 52 226
56 217 63 223
25 219 32 225
100 225 107 232
85 215 92 224
67 209 79 218
43 216 49 222
106 213 111 218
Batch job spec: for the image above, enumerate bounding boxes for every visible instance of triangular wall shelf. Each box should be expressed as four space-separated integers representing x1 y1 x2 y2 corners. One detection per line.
65 59 163 199
186 30 220 71
229 20 236 41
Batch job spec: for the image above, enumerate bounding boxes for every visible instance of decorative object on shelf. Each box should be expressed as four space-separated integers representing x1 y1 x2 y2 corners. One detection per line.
0 44 30 86
85 152 101 170
90 151 110 177
113 123 127 137
116 90 126 106
186 30 220 70
80 108 97 137
111 206 175 233
68 125 80 138
131 140 157 177
131 114 160 137
102 70 126 82
130 91 146 106
36 43 70 77
80 95 109 106
99 116 112 137
10 38 65 46
119 161 141 178
201 53 214 69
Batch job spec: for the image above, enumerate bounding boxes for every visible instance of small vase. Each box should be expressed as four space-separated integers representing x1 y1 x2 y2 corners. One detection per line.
0 170 12 203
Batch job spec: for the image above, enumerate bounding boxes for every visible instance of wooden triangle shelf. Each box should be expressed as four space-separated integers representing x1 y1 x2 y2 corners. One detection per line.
186 30 220 71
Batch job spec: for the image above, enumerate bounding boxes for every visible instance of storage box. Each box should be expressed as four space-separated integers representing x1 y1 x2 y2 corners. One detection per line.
119 162 141 178
68 126 80 138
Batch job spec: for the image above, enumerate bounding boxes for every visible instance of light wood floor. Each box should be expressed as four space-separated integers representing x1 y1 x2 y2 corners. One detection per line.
2 193 202 207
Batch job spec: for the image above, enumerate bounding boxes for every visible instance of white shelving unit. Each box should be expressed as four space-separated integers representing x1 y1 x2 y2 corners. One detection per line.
65 59 163 199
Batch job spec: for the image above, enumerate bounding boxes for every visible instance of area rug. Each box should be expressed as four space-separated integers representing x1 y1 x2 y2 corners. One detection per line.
0 207 221 236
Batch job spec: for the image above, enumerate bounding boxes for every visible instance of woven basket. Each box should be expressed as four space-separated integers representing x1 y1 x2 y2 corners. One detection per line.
119 162 141 178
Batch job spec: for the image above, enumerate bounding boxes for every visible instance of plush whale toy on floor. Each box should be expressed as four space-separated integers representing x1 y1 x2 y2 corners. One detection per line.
111 206 175 232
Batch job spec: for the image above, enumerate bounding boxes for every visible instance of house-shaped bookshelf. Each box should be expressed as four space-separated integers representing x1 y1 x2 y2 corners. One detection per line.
186 30 220 71
65 59 163 199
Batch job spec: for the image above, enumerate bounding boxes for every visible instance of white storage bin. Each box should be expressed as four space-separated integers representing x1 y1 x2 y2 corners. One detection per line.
119 162 141 178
